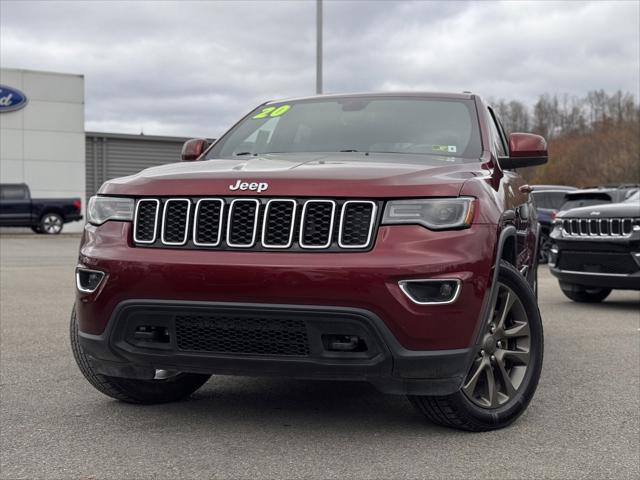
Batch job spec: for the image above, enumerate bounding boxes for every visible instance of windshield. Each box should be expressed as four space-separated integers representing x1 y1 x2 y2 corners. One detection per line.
561 194 612 210
531 191 570 209
207 97 482 161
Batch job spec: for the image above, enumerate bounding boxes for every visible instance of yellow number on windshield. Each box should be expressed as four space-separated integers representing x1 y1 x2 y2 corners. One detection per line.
252 107 276 119
252 104 290 119
270 105 290 117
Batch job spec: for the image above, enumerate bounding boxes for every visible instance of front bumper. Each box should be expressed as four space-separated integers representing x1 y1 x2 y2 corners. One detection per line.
548 233 640 290
76 221 497 393
78 300 474 395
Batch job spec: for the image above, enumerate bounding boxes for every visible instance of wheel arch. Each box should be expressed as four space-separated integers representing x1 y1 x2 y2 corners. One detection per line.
39 208 66 222
470 225 518 349
499 227 517 267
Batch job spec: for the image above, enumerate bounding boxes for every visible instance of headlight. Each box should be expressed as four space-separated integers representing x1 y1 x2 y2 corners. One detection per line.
552 218 563 232
87 196 134 225
382 197 475 230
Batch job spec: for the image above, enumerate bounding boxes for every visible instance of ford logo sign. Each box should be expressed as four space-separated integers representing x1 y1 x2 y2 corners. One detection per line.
0 84 28 113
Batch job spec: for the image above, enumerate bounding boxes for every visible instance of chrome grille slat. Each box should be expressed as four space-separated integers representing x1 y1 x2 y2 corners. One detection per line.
261 199 297 249
161 199 191 245
133 197 378 250
133 199 160 244
299 200 336 249
579 219 588 236
338 200 377 248
227 199 260 248
611 218 620 235
193 198 224 246
561 217 635 238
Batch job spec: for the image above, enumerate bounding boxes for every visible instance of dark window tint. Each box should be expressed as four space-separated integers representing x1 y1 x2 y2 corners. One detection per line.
561 194 612 210
532 191 570 209
0 185 27 200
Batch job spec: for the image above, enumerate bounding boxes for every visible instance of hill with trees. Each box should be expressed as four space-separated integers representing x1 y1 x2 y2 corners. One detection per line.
491 90 639 187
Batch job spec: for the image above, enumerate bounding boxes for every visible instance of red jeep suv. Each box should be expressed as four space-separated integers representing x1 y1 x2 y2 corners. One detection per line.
71 93 547 431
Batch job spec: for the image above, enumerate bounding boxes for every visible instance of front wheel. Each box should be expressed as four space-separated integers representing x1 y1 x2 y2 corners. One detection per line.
70 308 210 404
409 261 543 431
560 284 611 303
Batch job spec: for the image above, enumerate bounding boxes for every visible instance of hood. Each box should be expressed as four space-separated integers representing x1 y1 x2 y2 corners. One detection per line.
99 152 485 198
558 200 640 219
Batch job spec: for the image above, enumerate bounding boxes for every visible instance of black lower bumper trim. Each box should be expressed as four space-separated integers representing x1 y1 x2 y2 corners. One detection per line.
550 267 640 290
78 300 474 395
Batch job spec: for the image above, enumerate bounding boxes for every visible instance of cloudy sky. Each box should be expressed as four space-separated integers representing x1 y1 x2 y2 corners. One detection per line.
1 0 638 138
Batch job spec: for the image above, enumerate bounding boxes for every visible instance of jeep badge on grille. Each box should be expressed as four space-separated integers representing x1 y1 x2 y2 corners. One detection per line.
229 180 268 193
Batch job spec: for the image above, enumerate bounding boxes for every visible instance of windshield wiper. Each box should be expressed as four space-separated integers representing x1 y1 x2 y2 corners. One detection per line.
234 152 255 156
339 149 359 152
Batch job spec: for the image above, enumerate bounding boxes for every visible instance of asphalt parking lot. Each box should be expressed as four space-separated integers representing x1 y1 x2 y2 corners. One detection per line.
1 234 638 480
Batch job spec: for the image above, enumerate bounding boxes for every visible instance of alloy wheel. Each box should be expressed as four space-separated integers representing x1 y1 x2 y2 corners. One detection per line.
462 282 531 408
538 234 552 263
43 214 63 234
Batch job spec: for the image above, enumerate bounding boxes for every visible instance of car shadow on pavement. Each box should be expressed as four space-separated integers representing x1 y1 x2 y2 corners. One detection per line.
566 298 640 313
83 377 469 435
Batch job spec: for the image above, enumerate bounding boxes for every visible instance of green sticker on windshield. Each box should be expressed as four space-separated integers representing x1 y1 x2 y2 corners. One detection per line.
253 104 291 119
432 145 457 153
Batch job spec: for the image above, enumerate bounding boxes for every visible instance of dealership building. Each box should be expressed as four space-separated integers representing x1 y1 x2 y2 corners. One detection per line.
0 67 189 232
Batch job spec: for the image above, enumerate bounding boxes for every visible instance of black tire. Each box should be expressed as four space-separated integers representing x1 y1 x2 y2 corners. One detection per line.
70 307 210 404
409 261 543 431
560 284 611 303
31 225 43 234
537 232 551 264
40 212 64 234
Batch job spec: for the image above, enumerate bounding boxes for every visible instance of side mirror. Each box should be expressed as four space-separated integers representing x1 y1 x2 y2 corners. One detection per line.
499 133 548 169
181 138 209 161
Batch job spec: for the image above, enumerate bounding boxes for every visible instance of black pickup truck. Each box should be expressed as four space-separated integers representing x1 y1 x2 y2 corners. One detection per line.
0 183 83 234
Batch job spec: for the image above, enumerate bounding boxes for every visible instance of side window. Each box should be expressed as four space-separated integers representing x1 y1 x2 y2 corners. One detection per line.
0 185 27 200
495 116 510 149
486 107 507 157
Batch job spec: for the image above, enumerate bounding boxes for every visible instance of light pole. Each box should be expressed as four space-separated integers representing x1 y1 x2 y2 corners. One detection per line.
316 0 323 94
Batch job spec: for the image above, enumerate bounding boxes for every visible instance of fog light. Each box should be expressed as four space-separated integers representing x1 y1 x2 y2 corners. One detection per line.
134 325 170 343
322 334 367 352
76 268 105 293
398 279 461 305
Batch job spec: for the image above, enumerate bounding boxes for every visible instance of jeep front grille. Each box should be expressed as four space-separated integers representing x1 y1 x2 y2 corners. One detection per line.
133 197 379 251
561 217 636 238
